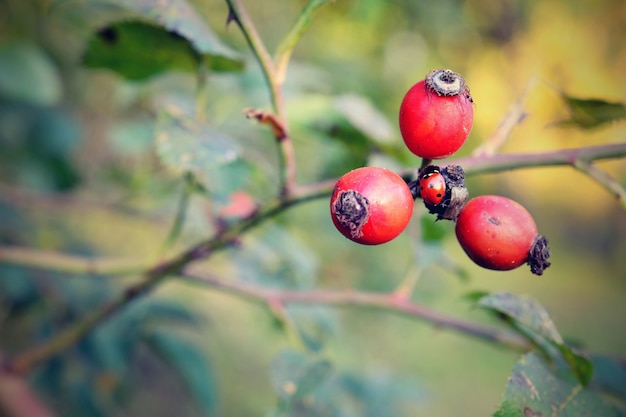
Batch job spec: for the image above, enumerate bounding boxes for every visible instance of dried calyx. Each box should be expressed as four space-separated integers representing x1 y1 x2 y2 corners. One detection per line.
425 69 473 102
416 164 469 221
332 190 370 239
528 235 551 275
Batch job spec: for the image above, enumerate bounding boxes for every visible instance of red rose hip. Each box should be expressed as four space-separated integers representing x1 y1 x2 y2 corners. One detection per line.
330 167 414 245
399 69 474 159
455 195 550 274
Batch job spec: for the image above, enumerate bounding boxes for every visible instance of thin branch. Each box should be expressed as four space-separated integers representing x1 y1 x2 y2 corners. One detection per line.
295 142 626 199
5 229 232 375
453 142 626 176
472 78 535 157
226 0 297 197
0 362 55 417
573 160 626 210
274 0 331 84
180 270 531 350
0 247 146 276
225 0 279 113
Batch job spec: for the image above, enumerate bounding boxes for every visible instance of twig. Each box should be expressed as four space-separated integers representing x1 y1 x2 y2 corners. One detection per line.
573 160 626 210
225 0 297 197
0 247 146 276
274 0 331 83
180 270 531 350
5 229 232 375
472 78 535 157
0 360 55 417
225 0 279 112
453 142 626 176
296 142 626 199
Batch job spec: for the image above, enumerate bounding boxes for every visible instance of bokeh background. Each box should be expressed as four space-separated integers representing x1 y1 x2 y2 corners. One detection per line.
1 0 625 416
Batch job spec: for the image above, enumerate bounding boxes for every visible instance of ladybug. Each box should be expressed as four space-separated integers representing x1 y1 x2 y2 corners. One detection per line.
419 170 446 206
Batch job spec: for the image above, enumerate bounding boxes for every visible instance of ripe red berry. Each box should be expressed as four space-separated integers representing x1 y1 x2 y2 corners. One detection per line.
399 69 474 159
419 170 446 206
455 195 542 272
330 167 414 245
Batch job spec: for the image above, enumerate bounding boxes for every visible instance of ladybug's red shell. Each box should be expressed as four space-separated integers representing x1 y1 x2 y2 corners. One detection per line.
419 171 446 206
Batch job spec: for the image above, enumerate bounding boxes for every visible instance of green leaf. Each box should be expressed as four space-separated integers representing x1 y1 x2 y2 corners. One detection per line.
274 0 333 75
83 20 241 81
462 290 490 304
589 354 626 399
478 292 563 343
270 350 334 401
494 352 620 417
556 94 626 129
155 98 250 202
407 213 452 272
332 94 395 146
286 305 336 352
143 329 218 416
420 213 448 243
0 41 62 105
120 0 241 63
479 292 594 386
231 224 318 290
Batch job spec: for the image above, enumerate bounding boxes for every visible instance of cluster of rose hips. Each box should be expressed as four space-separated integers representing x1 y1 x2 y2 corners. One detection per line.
330 69 551 275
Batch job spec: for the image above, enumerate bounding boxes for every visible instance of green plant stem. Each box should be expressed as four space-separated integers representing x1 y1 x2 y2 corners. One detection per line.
225 0 278 112
180 270 530 350
225 0 296 197
274 0 330 84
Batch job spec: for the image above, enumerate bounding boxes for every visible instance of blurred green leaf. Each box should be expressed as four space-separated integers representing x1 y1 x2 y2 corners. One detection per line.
333 94 395 145
479 292 594 386
589 354 626 399
270 350 333 401
556 94 626 129
155 98 251 202
120 0 241 64
478 292 563 342
289 93 409 178
406 213 452 272
420 213 448 243
336 371 426 417
0 42 62 105
494 352 620 417
92 298 201 375
143 329 219 417
0 265 39 312
83 21 240 81
108 119 155 154
232 224 318 290
462 290 490 304
286 305 336 352
275 0 332 70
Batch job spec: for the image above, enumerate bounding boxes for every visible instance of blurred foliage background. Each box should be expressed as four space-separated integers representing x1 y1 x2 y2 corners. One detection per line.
0 0 625 416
